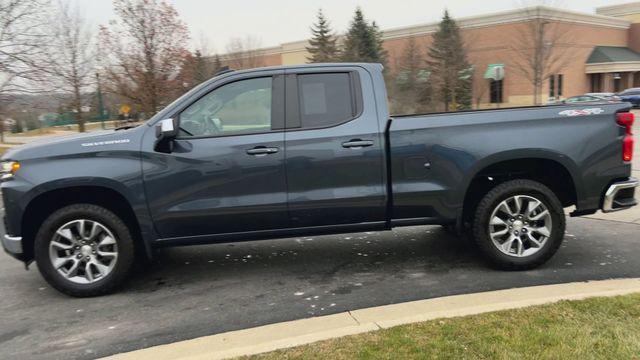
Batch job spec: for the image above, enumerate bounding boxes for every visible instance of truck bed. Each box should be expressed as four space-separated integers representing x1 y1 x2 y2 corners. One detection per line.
387 103 633 221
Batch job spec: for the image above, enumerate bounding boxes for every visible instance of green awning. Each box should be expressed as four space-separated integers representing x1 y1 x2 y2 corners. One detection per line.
484 63 505 81
587 46 640 64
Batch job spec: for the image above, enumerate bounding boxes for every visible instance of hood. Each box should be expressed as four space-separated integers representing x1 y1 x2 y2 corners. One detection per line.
2 126 146 161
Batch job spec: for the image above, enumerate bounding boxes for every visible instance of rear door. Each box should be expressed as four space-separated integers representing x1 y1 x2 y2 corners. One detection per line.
283 67 386 227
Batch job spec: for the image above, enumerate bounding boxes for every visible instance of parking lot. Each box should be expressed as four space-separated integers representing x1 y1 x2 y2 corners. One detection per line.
1 117 639 360
1 215 639 359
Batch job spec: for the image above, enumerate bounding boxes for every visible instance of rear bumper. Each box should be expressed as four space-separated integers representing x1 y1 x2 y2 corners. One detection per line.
602 178 638 212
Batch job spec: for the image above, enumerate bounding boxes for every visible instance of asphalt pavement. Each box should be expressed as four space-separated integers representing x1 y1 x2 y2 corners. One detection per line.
1 216 639 360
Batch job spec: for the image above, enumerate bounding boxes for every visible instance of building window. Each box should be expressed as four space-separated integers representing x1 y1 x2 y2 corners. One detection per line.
613 73 622 93
557 74 563 97
549 74 564 100
490 80 503 103
634 72 640 87
591 74 603 92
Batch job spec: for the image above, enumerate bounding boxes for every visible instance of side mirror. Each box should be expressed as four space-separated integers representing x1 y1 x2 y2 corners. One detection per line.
155 118 179 139
154 118 179 153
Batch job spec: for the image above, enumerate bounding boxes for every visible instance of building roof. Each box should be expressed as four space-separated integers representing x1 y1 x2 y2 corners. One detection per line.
596 2 640 17
587 46 640 64
220 5 632 61
380 5 630 41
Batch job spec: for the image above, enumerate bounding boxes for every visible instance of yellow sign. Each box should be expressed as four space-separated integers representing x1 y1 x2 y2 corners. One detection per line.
119 104 131 115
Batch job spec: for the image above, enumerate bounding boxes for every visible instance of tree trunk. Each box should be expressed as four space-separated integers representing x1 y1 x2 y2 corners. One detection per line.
0 103 4 143
74 85 85 132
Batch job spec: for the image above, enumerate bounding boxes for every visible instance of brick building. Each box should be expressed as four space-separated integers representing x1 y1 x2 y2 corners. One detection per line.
222 2 640 108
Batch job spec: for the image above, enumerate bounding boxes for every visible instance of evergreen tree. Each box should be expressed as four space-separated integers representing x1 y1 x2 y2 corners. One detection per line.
212 54 223 73
341 8 387 66
369 21 388 67
193 50 209 84
306 9 339 62
427 10 472 111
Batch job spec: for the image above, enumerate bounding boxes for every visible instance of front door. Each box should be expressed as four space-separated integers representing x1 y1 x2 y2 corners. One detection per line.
143 72 288 238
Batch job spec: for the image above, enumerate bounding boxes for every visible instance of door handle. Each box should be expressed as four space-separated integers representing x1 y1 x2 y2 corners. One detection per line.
342 139 374 149
246 147 279 156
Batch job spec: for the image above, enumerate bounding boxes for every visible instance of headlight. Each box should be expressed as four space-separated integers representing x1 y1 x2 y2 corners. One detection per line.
1 161 20 180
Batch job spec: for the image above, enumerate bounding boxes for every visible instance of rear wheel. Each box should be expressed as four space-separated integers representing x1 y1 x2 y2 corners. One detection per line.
471 179 565 270
34 204 135 297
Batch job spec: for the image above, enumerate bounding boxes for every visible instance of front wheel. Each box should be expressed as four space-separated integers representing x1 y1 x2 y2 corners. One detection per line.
34 204 135 297
471 179 565 270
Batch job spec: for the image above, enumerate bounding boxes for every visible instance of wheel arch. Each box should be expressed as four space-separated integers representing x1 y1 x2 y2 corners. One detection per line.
460 151 580 224
20 180 151 262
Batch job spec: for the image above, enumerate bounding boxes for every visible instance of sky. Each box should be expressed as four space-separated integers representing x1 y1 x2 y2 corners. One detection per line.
77 0 632 53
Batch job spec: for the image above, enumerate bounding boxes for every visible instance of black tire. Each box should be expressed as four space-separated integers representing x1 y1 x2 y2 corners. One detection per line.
34 204 135 297
471 179 565 270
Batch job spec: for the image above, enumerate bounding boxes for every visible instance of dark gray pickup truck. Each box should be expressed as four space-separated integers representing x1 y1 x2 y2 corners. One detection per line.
1 63 638 296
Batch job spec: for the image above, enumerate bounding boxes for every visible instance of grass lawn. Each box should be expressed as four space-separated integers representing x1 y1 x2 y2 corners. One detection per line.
249 293 640 359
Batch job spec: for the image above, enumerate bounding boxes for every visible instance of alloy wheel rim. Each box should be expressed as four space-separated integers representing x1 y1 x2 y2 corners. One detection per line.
48 219 118 284
488 195 552 258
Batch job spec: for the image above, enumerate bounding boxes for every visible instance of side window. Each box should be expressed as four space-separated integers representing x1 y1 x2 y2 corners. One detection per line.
179 77 272 137
297 73 356 128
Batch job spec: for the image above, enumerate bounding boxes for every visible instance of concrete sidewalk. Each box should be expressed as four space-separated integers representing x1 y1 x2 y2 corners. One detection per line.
103 278 640 360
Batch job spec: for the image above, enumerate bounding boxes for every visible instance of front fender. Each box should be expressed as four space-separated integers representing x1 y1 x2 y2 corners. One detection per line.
22 177 138 210
2 155 157 258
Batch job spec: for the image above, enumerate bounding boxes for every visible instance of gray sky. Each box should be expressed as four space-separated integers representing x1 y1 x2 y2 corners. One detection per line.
77 0 631 52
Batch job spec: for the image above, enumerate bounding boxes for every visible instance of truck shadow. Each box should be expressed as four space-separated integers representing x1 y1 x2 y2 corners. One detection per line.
125 226 484 293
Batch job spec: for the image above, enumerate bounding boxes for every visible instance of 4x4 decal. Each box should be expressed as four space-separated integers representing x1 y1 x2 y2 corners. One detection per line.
559 108 605 117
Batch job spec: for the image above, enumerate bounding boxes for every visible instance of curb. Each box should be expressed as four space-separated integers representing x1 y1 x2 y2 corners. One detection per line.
103 278 640 360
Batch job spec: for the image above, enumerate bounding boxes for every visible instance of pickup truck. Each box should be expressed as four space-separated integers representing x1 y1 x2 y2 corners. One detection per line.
1 63 638 297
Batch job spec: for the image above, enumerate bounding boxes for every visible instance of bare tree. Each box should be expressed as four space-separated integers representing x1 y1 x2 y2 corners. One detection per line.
99 0 189 116
196 31 216 58
225 36 265 70
472 72 489 109
192 31 222 81
390 37 432 114
40 0 95 132
510 5 574 105
0 0 49 141
0 0 49 94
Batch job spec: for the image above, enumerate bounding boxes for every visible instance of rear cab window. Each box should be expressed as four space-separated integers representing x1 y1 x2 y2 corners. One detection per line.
286 71 362 129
